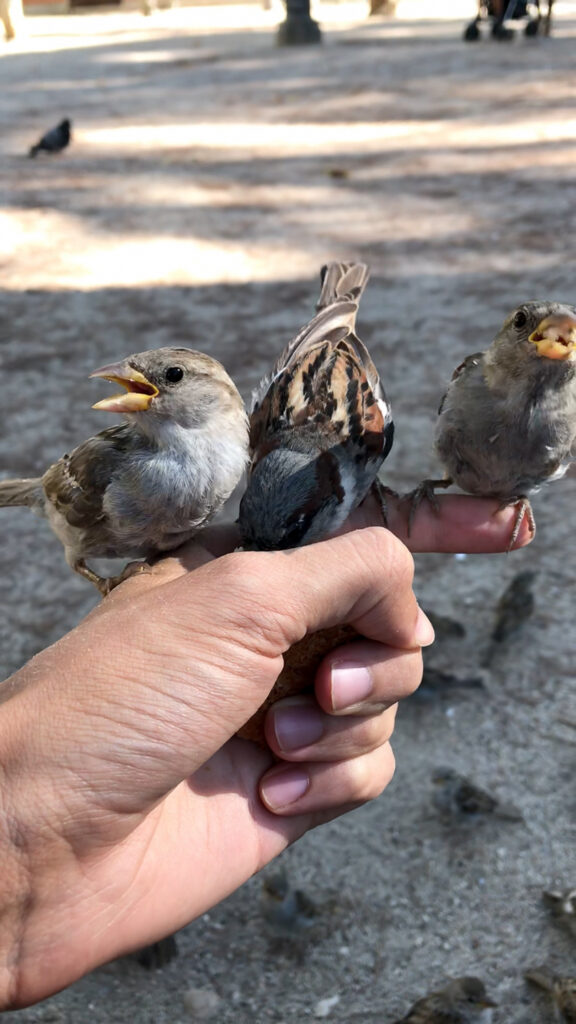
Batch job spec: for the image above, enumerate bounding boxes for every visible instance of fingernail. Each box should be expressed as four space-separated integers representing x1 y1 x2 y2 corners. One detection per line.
330 661 374 711
273 705 325 752
415 607 435 647
260 768 310 810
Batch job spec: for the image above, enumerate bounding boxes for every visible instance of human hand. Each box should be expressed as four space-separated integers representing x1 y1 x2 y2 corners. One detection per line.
0 495 531 1009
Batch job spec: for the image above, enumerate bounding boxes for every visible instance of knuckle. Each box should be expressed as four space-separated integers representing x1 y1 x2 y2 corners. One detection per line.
210 551 301 651
343 749 394 803
354 527 414 585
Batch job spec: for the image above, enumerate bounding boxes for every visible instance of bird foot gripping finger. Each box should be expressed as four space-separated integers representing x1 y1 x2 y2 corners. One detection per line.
100 560 154 597
371 480 398 527
403 477 453 536
500 497 536 551
73 558 152 597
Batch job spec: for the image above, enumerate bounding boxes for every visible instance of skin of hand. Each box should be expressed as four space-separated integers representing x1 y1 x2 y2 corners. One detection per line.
0 495 531 1010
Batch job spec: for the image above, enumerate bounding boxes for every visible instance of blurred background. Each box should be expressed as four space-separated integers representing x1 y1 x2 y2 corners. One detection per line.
1 2 575 1022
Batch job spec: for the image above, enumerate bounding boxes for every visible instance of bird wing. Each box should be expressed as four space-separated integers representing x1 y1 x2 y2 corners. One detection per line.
249 333 391 467
438 352 484 415
42 424 135 529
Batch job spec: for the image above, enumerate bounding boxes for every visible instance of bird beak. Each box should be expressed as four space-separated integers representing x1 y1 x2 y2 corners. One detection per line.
480 998 498 1008
529 314 576 360
90 361 159 413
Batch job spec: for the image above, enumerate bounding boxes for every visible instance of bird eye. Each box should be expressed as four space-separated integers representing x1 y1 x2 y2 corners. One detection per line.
165 366 184 384
513 309 528 330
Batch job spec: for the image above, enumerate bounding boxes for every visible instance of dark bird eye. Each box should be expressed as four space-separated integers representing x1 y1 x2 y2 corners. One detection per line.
165 366 184 384
513 309 528 330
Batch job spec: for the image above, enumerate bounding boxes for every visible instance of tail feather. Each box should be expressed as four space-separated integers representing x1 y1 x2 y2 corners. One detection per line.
316 261 370 312
0 478 43 508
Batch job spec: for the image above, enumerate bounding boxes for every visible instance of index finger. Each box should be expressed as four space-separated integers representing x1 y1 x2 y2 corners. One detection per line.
345 492 534 553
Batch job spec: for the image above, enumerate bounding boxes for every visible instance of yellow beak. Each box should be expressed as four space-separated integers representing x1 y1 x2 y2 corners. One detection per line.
90 362 159 413
529 314 576 361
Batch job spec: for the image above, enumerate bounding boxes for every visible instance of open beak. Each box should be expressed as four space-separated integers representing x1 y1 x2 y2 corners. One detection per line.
529 314 576 361
90 361 159 413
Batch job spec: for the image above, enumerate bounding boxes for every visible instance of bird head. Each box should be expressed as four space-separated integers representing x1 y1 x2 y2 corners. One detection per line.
91 347 244 433
494 302 576 366
238 447 345 551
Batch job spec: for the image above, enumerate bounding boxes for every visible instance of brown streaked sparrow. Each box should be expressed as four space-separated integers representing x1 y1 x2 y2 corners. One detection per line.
393 976 497 1024
432 766 524 822
412 302 576 546
238 261 394 551
543 888 576 940
0 348 248 595
525 967 576 1023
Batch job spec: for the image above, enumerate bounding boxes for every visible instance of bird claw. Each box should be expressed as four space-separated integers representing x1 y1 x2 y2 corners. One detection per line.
371 480 398 527
497 497 536 551
73 558 152 597
100 560 152 596
403 478 453 536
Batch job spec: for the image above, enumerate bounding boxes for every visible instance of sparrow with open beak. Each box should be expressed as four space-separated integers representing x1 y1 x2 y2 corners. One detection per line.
238 261 394 551
394 976 498 1024
414 302 576 545
0 348 248 595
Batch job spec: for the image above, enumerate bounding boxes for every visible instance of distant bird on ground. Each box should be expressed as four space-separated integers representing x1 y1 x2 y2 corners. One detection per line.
260 867 318 942
432 767 524 823
525 967 576 1023
393 976 497 1024
482 569 537 666
410 302 576 547
238 261 394 551
543 888 576 940
29 118 71 157
135 935 178 969
0 348 248 595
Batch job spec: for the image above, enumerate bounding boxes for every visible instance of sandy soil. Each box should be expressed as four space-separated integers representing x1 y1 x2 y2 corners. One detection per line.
1 2 575 1021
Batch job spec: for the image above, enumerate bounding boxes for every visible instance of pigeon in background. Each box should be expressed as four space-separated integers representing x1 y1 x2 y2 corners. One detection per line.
29 118 72 157
393 976 497 1023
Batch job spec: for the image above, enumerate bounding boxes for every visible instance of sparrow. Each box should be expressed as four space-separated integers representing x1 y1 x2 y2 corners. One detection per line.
0 348 248 594
482 569 537 666
238 261 394 551
543 887 576 940
525 967 576 1023
413 302 576 546
432 766 524 822
28 118 71 157
393 976 497 1023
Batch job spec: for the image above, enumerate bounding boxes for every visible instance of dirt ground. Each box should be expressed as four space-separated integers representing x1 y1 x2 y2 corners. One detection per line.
1 2 575 1021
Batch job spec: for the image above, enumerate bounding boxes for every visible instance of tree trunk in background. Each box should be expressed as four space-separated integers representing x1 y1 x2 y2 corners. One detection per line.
277 0 321 45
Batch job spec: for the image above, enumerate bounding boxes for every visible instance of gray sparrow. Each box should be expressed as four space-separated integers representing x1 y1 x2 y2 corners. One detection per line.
525 967 576 1022
238 261 394 551
0 348 248 594
413 301 576 545
432 766 524 822
394 976 497 1023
